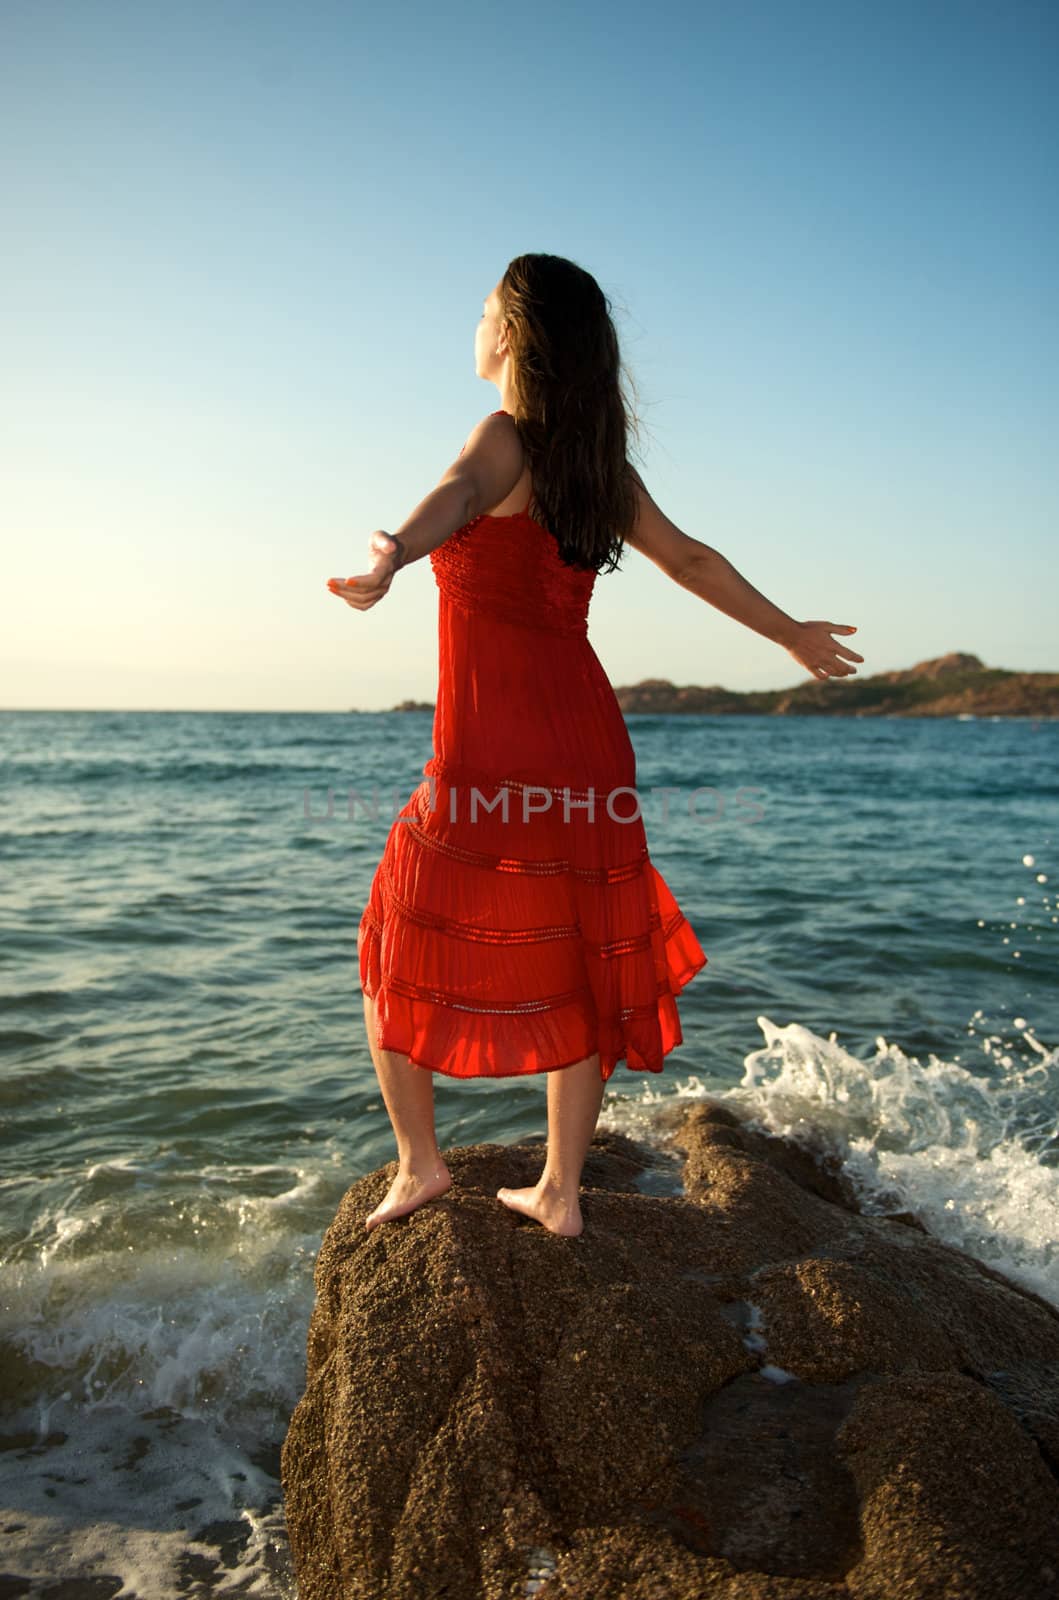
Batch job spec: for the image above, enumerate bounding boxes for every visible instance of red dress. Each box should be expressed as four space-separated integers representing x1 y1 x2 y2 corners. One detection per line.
358 411 708 1083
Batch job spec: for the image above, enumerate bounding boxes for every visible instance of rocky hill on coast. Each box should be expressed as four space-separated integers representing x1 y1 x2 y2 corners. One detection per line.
614 652 1058 717
613 652 1059 718
383 654 1057 718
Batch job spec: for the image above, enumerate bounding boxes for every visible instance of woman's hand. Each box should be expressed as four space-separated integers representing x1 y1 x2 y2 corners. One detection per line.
326 532 404 612
784 620 863 681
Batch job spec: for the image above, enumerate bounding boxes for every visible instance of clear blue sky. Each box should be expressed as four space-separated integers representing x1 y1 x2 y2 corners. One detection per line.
2 0 1055 710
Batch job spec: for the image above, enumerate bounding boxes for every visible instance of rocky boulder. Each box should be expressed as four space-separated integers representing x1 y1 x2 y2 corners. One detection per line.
281 1102 1059 1599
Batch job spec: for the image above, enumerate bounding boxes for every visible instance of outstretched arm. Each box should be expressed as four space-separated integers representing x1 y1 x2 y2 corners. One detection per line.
327 412 523 612
623 466 863 682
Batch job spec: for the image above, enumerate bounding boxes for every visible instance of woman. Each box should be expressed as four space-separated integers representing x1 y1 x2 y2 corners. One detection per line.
327 253 862 1238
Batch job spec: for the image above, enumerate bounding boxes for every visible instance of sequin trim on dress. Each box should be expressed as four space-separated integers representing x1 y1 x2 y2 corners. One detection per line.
361 898 688 963
379 855 581 945
400 810 650 883
366 961 674 1022
424 758 603 805
384 973 595 1016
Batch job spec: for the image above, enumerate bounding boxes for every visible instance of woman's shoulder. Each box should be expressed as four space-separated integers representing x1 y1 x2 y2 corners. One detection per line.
450 409 526 519
456 406 518 455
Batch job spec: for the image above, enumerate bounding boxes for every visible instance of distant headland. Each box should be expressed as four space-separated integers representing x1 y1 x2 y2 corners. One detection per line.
611 653 1058 717
369 655 1058 718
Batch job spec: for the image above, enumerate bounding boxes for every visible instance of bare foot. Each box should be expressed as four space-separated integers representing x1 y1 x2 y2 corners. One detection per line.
496 1182 583 1237
365 1159 452 1232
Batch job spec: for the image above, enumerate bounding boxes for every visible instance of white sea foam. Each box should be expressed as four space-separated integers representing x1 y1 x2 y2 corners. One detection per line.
604 1008 1059 1309
5 1005 1056 1595
0 1156 326 1596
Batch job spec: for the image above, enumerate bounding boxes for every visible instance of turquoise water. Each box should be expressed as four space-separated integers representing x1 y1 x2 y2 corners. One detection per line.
1 708 1056 1595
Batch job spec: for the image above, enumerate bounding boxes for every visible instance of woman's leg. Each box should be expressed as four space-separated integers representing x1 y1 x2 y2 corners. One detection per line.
496 1051 605 1237
362 990 451 1231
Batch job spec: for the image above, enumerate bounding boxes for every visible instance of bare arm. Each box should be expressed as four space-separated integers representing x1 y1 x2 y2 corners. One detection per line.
676 550 803 647
390 410 525 565
327 413 523 610
624 466 796 643
623 466 863 681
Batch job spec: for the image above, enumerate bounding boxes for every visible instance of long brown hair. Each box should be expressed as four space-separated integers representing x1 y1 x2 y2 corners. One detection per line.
498 254 642 574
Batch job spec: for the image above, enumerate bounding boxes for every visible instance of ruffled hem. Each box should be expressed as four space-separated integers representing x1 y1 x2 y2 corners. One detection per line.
359 884 707 1084
356 774 708 1083
359 955 705 1080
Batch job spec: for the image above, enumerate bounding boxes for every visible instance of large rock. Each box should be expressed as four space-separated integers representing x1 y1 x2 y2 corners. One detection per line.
281 1103 1059 1599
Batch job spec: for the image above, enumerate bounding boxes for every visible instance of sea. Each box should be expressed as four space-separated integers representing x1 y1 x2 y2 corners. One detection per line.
1 708 1056 1597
